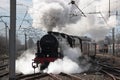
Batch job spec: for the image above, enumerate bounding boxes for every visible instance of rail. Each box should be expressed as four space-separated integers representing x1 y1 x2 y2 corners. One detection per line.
48 73 62 80
0 71 9 77
99 63 120 80
16 72 83 80
60 72 82 80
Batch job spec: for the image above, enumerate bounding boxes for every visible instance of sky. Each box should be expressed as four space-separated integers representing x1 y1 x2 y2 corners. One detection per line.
0 0 120 43
0 0 44 44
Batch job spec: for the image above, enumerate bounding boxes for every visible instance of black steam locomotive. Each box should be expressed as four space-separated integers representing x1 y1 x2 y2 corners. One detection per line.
32 31 96 70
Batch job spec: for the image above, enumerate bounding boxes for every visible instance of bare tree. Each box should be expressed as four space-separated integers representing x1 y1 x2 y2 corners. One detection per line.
27 37 35 49
0 35 8 56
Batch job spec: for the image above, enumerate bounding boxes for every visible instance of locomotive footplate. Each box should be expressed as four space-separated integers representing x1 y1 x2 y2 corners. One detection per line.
34 57 59 64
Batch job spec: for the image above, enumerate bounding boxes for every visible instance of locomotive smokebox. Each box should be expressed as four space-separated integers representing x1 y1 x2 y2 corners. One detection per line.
40 34 59 53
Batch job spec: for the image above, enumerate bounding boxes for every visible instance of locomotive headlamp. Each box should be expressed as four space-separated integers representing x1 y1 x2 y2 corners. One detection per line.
47 54 49 57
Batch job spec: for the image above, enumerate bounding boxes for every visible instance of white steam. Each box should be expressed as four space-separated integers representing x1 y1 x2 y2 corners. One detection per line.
16 49 39 74
44 57 82 74
44 47 91 74
29 0 120 41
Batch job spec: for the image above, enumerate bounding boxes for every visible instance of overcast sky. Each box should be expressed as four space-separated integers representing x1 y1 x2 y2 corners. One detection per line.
0 0 32 29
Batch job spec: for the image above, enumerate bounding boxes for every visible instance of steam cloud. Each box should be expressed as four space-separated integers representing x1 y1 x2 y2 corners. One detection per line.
16 49 39 74
29 0 120 41
44 57 82 74
44 48 91 74
16 48 91 74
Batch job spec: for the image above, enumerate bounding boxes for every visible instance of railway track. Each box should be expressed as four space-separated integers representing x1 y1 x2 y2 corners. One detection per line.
0 64 9 78
17 73 60 80
0 57 9 79
0 64 8 73
90 57 120 80
0 71 9 77
101 70 120 80
99 64 120 80
0 64 8 71
16 72 82 80
0 64 8 68
0 57 8 64
17 73 47 80
18 71 118 80
59 72 82 80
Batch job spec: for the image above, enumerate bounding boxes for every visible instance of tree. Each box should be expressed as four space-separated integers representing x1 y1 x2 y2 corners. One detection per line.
0 35 8 56
27 37 34 49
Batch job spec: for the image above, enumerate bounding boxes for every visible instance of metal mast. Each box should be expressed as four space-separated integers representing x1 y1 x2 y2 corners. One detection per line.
112 28 115 56
25 33 27 50
9 0 16 79
109 0 110 17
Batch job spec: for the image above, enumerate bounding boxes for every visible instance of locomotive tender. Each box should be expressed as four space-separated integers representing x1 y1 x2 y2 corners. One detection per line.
32 31 96 70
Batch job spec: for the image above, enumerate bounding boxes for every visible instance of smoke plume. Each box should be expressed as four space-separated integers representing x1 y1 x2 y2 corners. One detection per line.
29 0 120 41
29 0 81 31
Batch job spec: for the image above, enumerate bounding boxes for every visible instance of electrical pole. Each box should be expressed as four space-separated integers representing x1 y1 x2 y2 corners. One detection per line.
109 0 110 17
5 23 8 55
9 0 16 79
25 33 27 50
112 28 115 56
0 17 9 55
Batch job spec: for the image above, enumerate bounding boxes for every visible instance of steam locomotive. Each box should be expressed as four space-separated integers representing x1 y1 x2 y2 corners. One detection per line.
32 31 96 70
